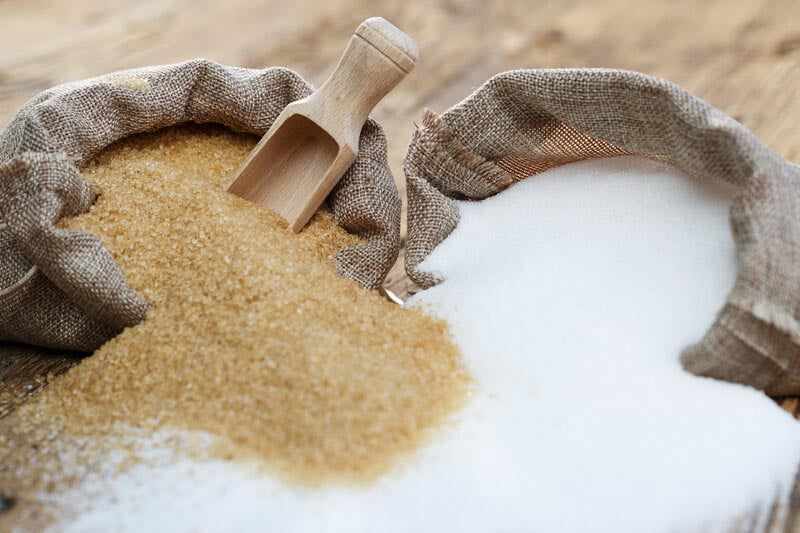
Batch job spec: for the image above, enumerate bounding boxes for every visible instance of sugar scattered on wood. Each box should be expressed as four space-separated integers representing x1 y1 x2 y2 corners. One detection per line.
41 156 800 533
0 124 470 528
6 149 800 532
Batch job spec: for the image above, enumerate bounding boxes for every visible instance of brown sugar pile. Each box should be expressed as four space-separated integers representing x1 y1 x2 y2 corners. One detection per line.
10 124 470 485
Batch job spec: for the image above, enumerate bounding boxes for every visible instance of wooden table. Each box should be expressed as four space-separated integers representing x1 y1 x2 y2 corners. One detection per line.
1 0 800 530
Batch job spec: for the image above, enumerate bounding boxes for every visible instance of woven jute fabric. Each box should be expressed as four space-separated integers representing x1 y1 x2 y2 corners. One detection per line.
404 68 800 396
0 59 400 352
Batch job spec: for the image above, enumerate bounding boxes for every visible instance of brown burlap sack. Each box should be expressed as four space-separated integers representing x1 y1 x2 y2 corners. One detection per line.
0 59 400 352
404 68 800 396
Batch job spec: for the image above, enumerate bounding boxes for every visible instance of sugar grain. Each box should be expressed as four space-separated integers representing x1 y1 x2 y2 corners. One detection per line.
1 124 469 528
46 156 800 533
8 148 800 533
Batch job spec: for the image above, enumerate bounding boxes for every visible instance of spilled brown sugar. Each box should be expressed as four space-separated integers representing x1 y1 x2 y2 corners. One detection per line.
3 124 470 493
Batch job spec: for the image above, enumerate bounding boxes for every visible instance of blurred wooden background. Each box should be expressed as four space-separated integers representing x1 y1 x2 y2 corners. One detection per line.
3 0 800 190
3 0 800 293
1 0 800 529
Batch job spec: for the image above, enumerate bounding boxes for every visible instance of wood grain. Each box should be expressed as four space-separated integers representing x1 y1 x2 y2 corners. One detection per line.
0 344 81 420
1 0 800 530
228 17 417 231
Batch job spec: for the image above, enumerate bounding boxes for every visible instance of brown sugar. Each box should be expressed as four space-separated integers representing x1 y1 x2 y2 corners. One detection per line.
8 124 470 487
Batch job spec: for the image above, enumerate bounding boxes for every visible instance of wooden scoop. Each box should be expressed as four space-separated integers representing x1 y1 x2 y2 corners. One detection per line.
227 17 418 232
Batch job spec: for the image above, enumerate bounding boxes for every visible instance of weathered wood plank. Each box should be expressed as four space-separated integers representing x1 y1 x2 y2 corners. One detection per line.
0 344 81 420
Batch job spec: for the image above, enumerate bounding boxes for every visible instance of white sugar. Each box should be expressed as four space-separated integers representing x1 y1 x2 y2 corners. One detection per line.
50 156 800 533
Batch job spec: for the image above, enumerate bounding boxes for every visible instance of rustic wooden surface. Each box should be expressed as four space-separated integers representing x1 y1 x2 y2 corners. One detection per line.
1 0 800 530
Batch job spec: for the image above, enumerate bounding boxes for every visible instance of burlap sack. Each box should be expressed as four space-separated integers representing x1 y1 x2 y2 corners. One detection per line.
404 68 800 396
0 59 400 352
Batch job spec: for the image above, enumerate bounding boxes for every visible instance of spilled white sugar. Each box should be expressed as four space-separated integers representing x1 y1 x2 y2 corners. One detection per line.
51 156 800 533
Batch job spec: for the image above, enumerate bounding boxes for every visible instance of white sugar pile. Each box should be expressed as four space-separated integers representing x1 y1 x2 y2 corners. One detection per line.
49 156 800 533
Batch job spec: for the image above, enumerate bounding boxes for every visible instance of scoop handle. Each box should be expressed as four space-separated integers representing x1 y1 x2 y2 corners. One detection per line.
305 17 419 146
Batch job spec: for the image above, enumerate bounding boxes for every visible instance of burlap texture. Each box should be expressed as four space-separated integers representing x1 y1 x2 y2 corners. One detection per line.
404 68 800 396
0 59 400 352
